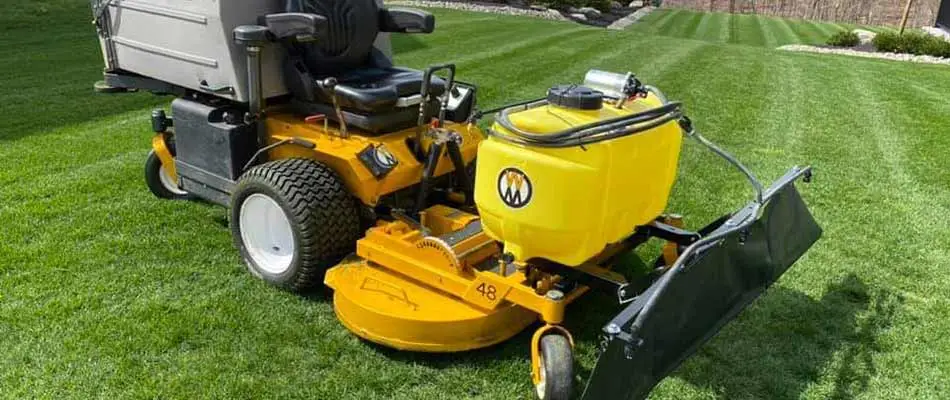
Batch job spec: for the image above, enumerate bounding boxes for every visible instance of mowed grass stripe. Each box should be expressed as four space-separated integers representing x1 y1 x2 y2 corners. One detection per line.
794 20 832 44
429 26 596 69
874 71 950 211
692 11 718 40
835 65 950 395
754 15 781 47
732 14 768 46
393 13 578 63
464 30 686 103
650 8 688 34
900 75 950 194
631 10 871 47
841 65 950 293
664 10 705 38
714 12 734 43
772 16 806 45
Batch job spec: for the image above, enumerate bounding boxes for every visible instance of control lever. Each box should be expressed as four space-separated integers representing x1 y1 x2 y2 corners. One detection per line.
415 63 456 156
319 77 348 138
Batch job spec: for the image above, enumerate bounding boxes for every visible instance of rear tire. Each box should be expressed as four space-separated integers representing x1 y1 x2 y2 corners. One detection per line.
230 158 361 292
144 150 194 200
536 334 573 400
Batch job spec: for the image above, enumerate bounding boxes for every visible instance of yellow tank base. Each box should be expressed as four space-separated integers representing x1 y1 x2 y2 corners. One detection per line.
326 256 537 352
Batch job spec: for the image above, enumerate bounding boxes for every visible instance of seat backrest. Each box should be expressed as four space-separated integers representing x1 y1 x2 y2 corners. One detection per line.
286 0 380 76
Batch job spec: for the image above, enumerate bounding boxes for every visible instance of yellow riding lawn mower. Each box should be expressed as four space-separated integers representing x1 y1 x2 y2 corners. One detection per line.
91 0 821 398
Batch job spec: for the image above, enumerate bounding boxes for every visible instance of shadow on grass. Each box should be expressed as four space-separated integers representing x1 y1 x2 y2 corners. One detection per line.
671 273 900 400
363 272 899 399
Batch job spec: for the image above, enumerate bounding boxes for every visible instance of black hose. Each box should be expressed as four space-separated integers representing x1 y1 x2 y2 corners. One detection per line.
488 100 683 148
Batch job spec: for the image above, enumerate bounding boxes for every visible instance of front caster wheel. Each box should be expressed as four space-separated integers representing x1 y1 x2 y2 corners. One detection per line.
536 334 573 400
230 158 361 292
144 150 194 200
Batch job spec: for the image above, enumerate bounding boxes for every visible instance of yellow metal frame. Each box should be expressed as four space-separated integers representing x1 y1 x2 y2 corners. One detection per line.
355 215 588 325
151 133 177 181
264 114 483 206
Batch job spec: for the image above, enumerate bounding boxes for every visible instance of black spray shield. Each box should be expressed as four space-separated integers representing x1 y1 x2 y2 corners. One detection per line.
581 181 822 400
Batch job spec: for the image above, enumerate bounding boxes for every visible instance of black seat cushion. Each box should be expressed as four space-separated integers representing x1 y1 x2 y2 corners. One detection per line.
328 67 446 113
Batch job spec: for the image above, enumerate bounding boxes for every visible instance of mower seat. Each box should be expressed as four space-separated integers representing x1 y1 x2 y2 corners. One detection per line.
282 0 441 133
330 67 445 114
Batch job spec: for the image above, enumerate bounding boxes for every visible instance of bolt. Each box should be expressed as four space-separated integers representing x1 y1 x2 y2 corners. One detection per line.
546 289 564 301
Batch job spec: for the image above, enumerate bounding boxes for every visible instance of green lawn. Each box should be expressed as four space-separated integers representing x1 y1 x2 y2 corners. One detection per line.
630 8 900 47
3 1 950 399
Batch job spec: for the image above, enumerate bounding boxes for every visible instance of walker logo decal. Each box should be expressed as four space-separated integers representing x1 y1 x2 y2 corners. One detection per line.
498 168 532 208
374 145 398 168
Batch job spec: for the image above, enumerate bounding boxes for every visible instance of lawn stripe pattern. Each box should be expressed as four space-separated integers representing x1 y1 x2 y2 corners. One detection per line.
3 2 950 399
630 9 880 47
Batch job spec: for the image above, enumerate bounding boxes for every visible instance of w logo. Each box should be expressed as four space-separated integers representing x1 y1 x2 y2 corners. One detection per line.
497 168 532 208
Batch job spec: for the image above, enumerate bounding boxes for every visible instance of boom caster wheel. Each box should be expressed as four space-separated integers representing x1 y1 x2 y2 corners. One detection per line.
144 149 194 200
533 333 574 400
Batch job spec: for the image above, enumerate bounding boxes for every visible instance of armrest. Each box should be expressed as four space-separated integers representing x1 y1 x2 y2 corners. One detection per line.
379 7 435 33
264 13 327 40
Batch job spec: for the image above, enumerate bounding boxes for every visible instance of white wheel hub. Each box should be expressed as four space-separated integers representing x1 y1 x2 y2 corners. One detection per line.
158 165 189 196
239 193 296 275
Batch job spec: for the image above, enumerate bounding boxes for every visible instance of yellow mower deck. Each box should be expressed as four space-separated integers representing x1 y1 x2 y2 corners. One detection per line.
325 205 591 352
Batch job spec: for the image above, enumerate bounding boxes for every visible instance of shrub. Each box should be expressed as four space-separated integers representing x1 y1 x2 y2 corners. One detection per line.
921 37 950 58
873 31 950 58
826 31 860 47
900 33 931 54
872 31 901 53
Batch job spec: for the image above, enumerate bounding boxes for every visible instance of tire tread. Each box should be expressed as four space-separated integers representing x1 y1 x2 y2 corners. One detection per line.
233 158 360 291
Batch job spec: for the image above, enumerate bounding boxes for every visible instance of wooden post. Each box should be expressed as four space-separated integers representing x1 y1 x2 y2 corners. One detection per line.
899 0 915 34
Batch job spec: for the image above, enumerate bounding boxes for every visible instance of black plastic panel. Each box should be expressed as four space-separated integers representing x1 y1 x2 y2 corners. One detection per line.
581 183 822 400
172 98 257 183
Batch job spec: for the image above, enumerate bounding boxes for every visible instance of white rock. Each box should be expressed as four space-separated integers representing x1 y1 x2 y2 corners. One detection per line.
922 26 950 42
577 6 602 19
778 44 950 66
608 5 654 29
852 29 876 45
569 12 588 21
628 0 645 7
610 1 624 10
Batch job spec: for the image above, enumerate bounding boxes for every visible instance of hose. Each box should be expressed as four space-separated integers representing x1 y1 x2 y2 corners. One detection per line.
488 99 684 148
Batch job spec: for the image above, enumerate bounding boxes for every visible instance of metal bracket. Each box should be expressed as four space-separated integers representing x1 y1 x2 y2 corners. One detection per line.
641 220 700 246
241 137 316 172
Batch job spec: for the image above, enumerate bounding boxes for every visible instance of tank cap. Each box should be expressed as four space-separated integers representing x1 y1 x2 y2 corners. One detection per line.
546 85 603 110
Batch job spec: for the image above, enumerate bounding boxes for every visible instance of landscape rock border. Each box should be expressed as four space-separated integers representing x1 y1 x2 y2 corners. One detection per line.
385 0 568 21
778 44 950 66
384 0 652 28
606 6 654 30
